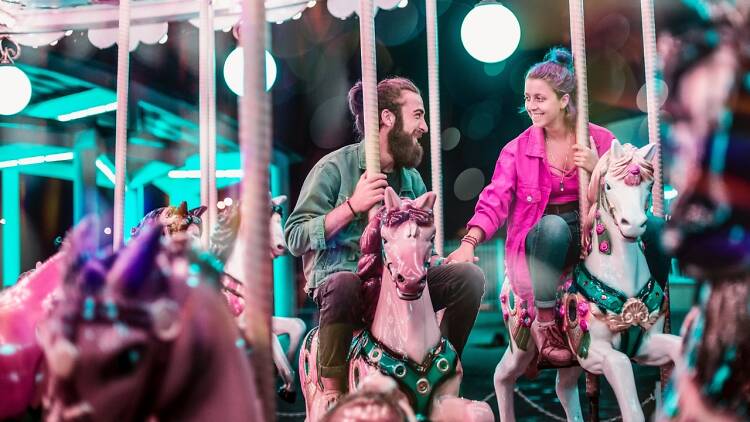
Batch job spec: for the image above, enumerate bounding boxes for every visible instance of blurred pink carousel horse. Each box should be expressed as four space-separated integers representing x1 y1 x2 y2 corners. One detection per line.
299 188 493 422
211 195 307 402
37 220 262 421
0 202 204 419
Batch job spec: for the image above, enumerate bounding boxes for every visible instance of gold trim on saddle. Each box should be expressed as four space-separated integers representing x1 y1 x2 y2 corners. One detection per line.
589 297 663 332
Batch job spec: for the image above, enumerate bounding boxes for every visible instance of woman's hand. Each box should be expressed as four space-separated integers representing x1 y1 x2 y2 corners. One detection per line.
446 242 479 264
572 138 599 172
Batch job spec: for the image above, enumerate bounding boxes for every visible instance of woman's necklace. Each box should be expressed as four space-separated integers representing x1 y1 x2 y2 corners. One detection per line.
546 132 573 192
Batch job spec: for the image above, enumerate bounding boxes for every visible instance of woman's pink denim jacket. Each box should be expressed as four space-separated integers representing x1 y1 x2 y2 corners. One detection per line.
467 123 615 306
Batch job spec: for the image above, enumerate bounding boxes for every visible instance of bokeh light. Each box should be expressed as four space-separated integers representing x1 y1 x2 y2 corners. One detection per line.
454 168 485 201
0 65 32 115
442 127 461 151
223 48 277 95
636 79 668 112
461 1 520 63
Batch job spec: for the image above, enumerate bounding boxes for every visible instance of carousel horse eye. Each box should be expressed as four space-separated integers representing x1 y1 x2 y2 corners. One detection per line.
103 344 146 379
605 183 612 191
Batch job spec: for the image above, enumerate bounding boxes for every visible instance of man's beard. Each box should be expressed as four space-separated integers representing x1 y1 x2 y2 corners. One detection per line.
388 117 423 169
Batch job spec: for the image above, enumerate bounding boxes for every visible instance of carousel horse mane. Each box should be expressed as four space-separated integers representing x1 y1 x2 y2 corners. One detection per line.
210 201 241 262
581 143 655 255
210 196 286 262
38 219 260 421
130 202 207 238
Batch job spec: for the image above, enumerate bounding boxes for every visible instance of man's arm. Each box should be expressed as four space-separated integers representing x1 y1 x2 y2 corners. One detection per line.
285 167 388 257
284 164 340 257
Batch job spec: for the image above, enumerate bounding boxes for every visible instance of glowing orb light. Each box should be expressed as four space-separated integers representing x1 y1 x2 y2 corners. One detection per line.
223 48 277 95
461 1 520 63
0 65 32 115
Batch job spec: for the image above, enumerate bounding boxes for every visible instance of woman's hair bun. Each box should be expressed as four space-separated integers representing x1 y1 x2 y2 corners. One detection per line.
545 47 573 68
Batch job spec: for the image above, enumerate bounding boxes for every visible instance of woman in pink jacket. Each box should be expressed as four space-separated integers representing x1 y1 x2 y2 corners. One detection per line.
448 48 669 365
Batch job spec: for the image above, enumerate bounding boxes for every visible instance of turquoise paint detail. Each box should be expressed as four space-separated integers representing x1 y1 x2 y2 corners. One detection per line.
2 169 20 286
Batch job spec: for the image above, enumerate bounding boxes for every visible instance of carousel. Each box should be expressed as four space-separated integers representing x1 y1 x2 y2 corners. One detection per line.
0 0 748 421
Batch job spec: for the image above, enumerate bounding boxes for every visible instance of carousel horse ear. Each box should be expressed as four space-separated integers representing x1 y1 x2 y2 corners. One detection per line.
59 216 103 285
271 195 288 206
636 143 657 162
413 191 436 211
189 205 208 218
610 139 624 159
384 187 401 211
108 223 163 297
176 201 189 217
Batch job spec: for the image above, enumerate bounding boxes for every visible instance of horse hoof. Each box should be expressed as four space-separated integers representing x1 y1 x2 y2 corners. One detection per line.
277 387 297 403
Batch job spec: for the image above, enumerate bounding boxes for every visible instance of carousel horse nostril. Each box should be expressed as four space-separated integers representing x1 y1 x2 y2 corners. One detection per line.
396 274 405 283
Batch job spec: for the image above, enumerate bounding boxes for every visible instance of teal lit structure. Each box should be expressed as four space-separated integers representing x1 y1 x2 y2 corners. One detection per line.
0 62 299 318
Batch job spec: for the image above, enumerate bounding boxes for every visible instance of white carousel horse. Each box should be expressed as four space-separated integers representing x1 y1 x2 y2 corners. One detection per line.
212 195 307 402
495 141 682 422
299 188 493 422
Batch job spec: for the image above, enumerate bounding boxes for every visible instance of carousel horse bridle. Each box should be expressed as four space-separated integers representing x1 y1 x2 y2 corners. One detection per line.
380 206 434 280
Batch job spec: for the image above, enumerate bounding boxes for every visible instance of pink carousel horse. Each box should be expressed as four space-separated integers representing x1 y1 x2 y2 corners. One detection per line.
299 188 493 422
0 203 205 419
495 141 682 422
37 220 263 421
211 195 307 402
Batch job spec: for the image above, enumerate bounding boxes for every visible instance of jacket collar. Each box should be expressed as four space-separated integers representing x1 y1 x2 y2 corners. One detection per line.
525 126 546 158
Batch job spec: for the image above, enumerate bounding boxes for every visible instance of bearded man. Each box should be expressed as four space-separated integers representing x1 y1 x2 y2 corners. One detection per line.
285 77 485 407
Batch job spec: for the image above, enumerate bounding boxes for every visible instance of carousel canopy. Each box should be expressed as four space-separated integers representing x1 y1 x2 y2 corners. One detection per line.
0 0 402 48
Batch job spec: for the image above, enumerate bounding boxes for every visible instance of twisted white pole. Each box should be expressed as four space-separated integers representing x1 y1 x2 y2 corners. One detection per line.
425 0 443 255
359 0 380 178
639 0 665 218
112 0 130 250
568 0 591 228
240 2 274 419
199 0 217 249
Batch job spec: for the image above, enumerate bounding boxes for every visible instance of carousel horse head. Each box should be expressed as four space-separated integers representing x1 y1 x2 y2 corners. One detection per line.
358 187 436 301
130 202 207 241
658 1 750 280
38 218 260 421
582 140 657 253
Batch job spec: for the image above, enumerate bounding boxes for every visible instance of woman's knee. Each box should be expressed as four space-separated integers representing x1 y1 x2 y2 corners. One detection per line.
529 215 572 247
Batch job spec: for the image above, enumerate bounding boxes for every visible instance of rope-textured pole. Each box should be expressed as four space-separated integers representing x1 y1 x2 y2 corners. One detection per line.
199 0 217 249
640 0 665 218
240 2 274 420
359 0 380 177
112 0 130 250
425 0 443 255
568 0 591 231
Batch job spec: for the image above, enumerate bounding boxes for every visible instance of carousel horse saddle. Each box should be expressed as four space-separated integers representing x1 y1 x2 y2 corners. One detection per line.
562 265 667 359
